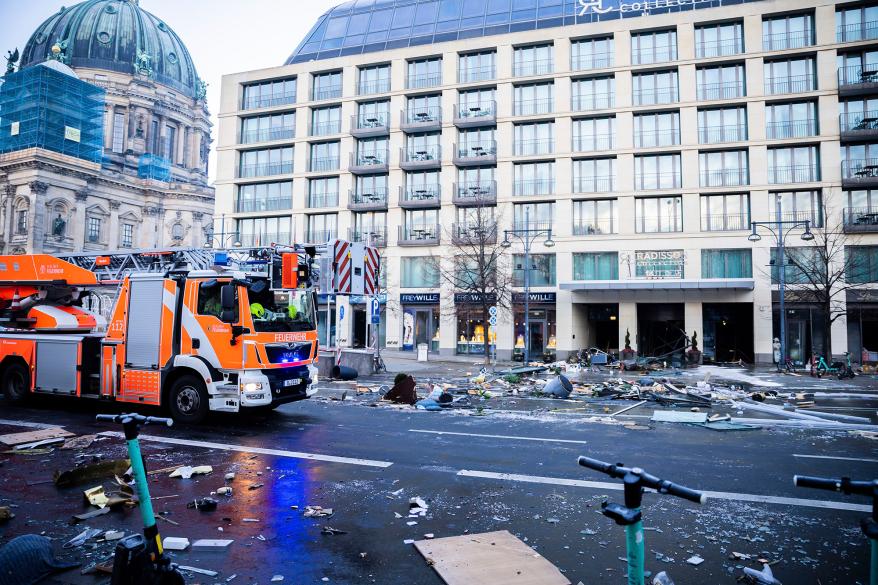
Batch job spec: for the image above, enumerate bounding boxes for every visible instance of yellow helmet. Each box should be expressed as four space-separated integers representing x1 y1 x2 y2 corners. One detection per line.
287 304 298 319
249 302 265 318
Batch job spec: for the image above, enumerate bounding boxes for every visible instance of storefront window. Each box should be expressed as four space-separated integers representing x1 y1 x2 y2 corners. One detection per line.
513 306 557 362
456 305 495 355
401 305 440 352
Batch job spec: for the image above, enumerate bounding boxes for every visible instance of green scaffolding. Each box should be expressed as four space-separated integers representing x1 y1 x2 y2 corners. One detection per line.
0 63 105 163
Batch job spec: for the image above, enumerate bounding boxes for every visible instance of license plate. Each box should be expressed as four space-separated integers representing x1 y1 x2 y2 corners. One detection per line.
283 378 301 387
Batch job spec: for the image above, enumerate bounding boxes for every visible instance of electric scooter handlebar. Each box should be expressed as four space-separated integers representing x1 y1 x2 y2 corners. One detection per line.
578 456 707 504
794 474 878 496
96 413 174 427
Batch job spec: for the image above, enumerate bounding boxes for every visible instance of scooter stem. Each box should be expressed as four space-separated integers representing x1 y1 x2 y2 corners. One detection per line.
625 518 645 585
871 538 877 585
122 421 163 558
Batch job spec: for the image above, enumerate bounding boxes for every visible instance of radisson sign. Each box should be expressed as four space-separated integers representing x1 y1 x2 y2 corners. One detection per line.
578 0 733 18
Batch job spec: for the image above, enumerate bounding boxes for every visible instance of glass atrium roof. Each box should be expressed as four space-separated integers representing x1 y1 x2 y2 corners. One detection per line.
286 0 760 64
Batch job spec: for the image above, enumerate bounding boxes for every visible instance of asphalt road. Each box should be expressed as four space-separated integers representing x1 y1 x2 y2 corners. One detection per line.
1 370 877 585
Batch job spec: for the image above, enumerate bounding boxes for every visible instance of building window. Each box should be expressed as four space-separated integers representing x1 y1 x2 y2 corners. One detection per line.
150 120 159 154
15 210 27 235
766 101 817 139
311 106 341 136
307 213 337 243
768 146 820 184
770 247 820 284
571 36 614 70
574 252 619 280
171 223 184 241
633 70 678 106
631 29 677 65
309 141 340 172
358 64 391 95
120 223 134 248
634 111 680 148
573 198 618 234
402 209 440 241
405 132 441 162
458 50 495 83
573 159 615 194
837 5 878 42
513 82 554 116
241 112 295 144
514 122 554 156
695 21 744 58
571 76 614 111
764 57 816 95
763 13 814 51
355 136 389 165
236 216 292 247
701 193 750 231
112 112 125 153
513 254 555 287
407 57 442 89
87 216 102 243
513 44 553 77
635 153 681 190
840 98 878 133
513 162 555 196
163 124 177 163
696 64 746 100
770 190 823 226
352 211 387 245
846 246 878 283
699 150 749 187
242 78 296 109
238 147 294 178
357 100 390 129
401 257 439 288
702 249 752 278
308 177 339 208
312 70 342 100
846 189 878 224
573 116 615 151
635 196 683 233
698 106 747 143
237 181 293 213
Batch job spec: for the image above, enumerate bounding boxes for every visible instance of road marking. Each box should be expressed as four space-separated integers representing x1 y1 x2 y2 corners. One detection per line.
99 432 393 468
410 429 588 445
457 470 871 512
794 454 878 463
0 418 57 429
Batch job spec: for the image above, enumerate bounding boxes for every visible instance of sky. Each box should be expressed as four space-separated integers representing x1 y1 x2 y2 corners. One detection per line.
0 0 340 183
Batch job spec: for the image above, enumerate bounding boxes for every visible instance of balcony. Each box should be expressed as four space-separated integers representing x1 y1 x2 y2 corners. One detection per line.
770 165 820 184
349 227 388 247
241 126 295 144
765 74 815 95
843 207 878 233
350 114 390 138
235 197 292 213
240 232 291 247
699 125 747 144
572 93 614 111
400 146 441 171
701 213 750 231
840 65 878 96
571 53 612 71
307 192 339 208
843 159 878 188
695 39 743 59
310 120 342 137
840 111 878 141
349 151 389 175
838 21 878 43
452 222 498 245
700 168 749 188
453 181 497 206
406 72 442 90
514 98 553 116
309 156 340 173
399 225 440 246
696 81 745 101
454 101 496 128
633 87 678 106
458 66 495 84
763 31 813 52
242 93 296 110
455 141 497 166
399 185 441 208
311 85 342 101
238 162 293 178
765 120 817 140
358 78 391 95
573 134 615 152
573 176 614 193
400 107 442 133
572 219 616 236
305 230 337 244
635 130 680 149
513 179 555 197
348 188 388 211
513 59 553 77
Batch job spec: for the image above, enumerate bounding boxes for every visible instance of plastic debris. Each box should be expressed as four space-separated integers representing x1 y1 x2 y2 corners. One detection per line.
179 565 219 577
544 374 573 398
321 526 348 535
216 487 233 496
743 564 783 585
84 486 109 509
652 572 675 585
64 528 102 548
187 497 218 511
162 537 190 551
169 465 213 479
303 506 334 518
192 539 233 548
271 576 284 583
685 555 704 566
103 531 125 541
61 435 96 450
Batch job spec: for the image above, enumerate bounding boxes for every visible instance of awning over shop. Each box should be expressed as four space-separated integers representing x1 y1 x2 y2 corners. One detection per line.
560 279 755 292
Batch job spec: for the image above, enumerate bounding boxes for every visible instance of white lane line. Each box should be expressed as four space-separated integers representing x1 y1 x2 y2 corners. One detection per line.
457 470 871 512
410 429 588 445
99 432 392 468
794 454 878 463
0 418 58 429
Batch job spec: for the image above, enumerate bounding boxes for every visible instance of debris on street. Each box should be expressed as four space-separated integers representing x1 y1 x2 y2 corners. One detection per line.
169 465 213 479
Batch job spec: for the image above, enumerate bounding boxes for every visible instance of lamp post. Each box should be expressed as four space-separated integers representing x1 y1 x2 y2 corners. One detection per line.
747 196 815 371
502 207 555 365
203 213 242 249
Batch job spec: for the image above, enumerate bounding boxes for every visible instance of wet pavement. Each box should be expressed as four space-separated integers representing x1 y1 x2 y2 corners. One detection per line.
1 362 877 584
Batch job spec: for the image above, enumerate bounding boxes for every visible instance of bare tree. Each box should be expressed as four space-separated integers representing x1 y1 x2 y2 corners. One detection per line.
429 204 513 364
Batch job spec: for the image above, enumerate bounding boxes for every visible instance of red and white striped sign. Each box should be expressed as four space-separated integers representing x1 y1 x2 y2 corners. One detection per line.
334 240 352 294
364 246 380 295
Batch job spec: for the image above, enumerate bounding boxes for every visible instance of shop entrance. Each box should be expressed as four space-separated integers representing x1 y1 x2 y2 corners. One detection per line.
848 306 878 362
352 307 367 348
403 306 440 352
703 303 753 364
637 303 685 358
586 304 619 353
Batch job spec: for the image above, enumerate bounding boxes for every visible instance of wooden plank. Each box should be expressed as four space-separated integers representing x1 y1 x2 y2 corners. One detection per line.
0 427 73 446
414 530 569 585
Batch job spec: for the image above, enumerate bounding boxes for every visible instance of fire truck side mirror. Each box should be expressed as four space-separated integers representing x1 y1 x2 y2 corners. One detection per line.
220 284 237 323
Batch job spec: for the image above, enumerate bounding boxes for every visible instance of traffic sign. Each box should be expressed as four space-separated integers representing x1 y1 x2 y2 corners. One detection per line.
368 298 380 324
488 316 498 327
488 306 498 317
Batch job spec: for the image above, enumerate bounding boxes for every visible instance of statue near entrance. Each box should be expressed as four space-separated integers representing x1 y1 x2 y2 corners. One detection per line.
52 214 66 237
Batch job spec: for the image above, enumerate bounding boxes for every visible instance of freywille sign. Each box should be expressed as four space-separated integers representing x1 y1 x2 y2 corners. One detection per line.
579 0 715 16
635 250 684 279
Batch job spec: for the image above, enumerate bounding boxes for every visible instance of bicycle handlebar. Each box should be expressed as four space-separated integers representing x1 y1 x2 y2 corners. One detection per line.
794 474 877 496
96 413 174 427
578 456 706 504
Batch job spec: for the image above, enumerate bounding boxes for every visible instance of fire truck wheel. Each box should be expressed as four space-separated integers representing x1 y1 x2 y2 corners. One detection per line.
168 375 208 424
2 362 30 404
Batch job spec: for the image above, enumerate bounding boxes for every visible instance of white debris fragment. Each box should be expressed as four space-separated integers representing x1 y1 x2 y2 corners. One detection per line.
686 555 705 566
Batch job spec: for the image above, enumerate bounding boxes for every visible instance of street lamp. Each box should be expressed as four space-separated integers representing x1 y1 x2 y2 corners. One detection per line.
502 207 554 365
203 213 242 249
748 197 814 371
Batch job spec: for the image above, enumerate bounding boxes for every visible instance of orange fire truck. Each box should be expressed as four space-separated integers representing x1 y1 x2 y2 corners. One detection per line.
0 244 375 423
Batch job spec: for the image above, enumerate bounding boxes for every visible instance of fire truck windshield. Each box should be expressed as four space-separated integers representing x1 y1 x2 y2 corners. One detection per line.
248 287 316 333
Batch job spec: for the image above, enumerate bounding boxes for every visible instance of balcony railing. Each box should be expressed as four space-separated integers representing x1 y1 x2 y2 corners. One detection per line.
573 176 614 193
452 222 498 245
309 156 340 173
633 87 678 106
406 72 442 89
239 232 291 247
632 46 677 65
513 59 553 77
768 210 821 226
454 101 496 127
840 111 878 138
635 217 683 233
305 229 337 243
843 207 878 233
310 120 342 136
514 139 553 156
311 85 342 101
635 173 682 190
763 30 813 51
572 93 614 111
770 165 820 184
307 192 339 208
241 126 295 144
843 158 878 185
400 106 442 132
700 168 749 187
571 53 613 71
348 188 389 211
839 65 878 92
573 134 615 152
349 150 389 174
349 227 388 247
351 113 390 137
696 81 745 101
236 197 291 213
358 78 391 95
765 119 817 139
765 74 815 95
514 98 553 116
399 224 440 246
238 162 293 178
458 66 495 83
242 93 296 110
512 220 554 232
838 21 878 43
400 146 441 170
400 185 441 208
454 181 497 206
701 213 750 231
513 179 555 196
455 141 498 165
572 219 616 235
699 125 747 144
635 129 680 148
695 39 743 59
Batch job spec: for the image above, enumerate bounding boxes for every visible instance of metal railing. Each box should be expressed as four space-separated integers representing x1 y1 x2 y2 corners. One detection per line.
697 81 745 101
635 216 683 233
358 78 391 95
310 120 342 136
635 172 682 190
456 141 498 160
309 156 340 173
699 125 747 144
765 74 815 94
514 139 554 156
513 179 555 196
632 45 677 65
514 98 554 116
700 168 749 187
400 184 441 205
349 227 388 246
401 106 442 126
238 162 293 178
843 158 878 180
839 65 878 87
401 146 441 164
242 92 296 110
305 229 337 243
235 197 291 213
701 213 750 231
239 232 292 247
695 39 743 59
350 150 389 168
837 21 878 42
763 30 813 51
572 219 615 235
351 113 390 133
458 66 495 83
768 210 821 226
572 93 614 111
406 72 442 89
512 220 554 232
454 181 497 204
843 207 878 232
513 59 554 77
769 165 820 183
349 189 389 209
573 134 615 151
241 126 295 144
571 53 613 71
307 192 339 208
635 129 680 148
399 224 440 244
452 222 498 244
573 176 614 193
765 119 817 139
840 111 878 133
311 85 342 101
633 87 678 106
455 101 496 121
